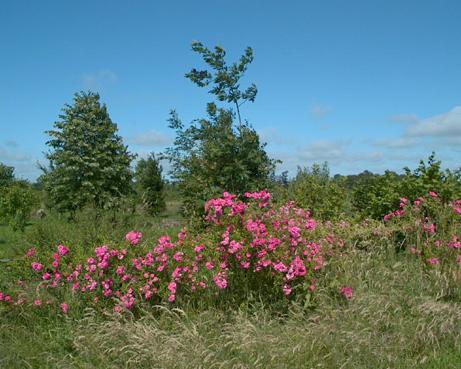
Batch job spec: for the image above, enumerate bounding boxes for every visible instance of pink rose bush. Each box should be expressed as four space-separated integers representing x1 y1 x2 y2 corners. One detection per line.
384 192 461 271
1 190 459 315
0 191 347 313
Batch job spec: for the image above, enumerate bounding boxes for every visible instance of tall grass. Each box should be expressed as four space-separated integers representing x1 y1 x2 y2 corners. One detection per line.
1 246 459 369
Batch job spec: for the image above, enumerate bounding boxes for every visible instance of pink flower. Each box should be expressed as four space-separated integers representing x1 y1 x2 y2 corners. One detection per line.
33 299 41 306
167 281 177 294
205 262 214 270
282 284 292 296
42 272 51 280
168 294 176 302
423 223 436 234
60 303 69 314
194 244 205 253
25 248 36 258
340 287 353 300
213 272 227 289
57 244 69 256
426 257 439 265
228 240 242 254
125 231 142 245
31 262 43 271
428 191 438 198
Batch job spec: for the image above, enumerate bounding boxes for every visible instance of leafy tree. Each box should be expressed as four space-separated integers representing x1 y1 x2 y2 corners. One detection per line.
287 163 349 219
135 153 166 215
400 152 461 202
42 91 135 214
185 41 257 127
351 153 461 219
351 170 401 219
0 166 37 231
165 42 277 217
0 162 14 188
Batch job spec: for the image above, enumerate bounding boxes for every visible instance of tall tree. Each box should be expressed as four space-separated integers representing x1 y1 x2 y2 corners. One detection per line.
166 41 277 218
185 41 257 128
42 91 135 214
135 153 166 215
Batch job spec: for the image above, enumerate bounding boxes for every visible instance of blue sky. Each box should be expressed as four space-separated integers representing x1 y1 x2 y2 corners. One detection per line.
1 0 460 181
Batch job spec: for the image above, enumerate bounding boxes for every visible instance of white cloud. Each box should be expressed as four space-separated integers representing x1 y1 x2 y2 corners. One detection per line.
405 106 461 138
127 130 171 147
82 70 118 91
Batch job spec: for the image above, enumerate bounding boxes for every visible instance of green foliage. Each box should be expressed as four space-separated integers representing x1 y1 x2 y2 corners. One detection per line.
400 152 461 202
0 162 14 188
134 153 166 216
166 106 276 218
286 163 349 219
185 41 257 126
0 181 37 231
166 42 277 217
42 91 135 214
351 170 402 219
351 153 461 219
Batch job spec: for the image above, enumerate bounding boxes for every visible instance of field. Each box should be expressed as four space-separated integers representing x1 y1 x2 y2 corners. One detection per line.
1 193 460 369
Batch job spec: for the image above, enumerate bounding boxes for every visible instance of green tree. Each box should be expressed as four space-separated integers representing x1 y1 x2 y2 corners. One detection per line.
0 162 14 188
287 163 349 219
42 91 135 214
185 41 257 128
0 165 37 231
135 153 166 215
165 42 277 217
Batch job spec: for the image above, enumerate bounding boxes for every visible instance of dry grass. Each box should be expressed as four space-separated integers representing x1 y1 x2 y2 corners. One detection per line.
30 250 458 369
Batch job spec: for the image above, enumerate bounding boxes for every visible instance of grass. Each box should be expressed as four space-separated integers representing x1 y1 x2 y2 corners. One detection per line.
1 240 460 368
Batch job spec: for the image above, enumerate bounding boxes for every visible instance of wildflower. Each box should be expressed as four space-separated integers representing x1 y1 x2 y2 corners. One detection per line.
282 284 292 296
25 248 36 258
33 299 41 306
57 244 69 256
31 262 43 271
428 191 438 198
167 281 177 294
213 272 227 289
60 303 69 314
423 223 436 234
42 272 51 280
340 286 353 300
426 257 439 265
125 231 142 245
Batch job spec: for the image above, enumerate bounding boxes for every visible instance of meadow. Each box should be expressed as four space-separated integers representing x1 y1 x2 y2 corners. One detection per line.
1 190 460 369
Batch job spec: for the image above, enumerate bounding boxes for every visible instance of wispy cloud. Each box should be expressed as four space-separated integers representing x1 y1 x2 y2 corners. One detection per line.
389 114 418 124
82 70 118 91
371 137 419 149
0 147 31 162
127 130 172 147
4 140 18 148
309 105 331 119
405 106 461 139
259 127 297 146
